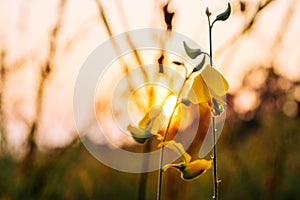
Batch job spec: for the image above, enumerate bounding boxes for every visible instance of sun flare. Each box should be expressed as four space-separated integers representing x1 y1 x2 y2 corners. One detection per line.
162 95 178 117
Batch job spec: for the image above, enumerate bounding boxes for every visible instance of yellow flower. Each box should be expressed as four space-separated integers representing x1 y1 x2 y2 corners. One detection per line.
187 64 229 115
127 105 165 143
161 140 211 181
164 159 212 181
158 140 191 163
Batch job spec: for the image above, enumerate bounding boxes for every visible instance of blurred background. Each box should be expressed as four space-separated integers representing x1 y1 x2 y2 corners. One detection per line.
0 0 300 199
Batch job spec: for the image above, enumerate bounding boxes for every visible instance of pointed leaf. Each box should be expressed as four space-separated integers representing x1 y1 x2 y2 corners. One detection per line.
215 3 231 22
183 41 202 59
193 55 206 72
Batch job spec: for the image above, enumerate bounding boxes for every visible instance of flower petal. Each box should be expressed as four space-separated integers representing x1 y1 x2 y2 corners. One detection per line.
138 112 151 128
149 114 166 134
180 159 212 181
127 125 152 144
149 105 163 119
161 140 191 163
163 159 212 181
139 105 163 128
201 64 229 97
187 73 211 104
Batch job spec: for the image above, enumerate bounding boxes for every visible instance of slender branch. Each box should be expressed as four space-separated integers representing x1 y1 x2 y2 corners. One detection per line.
157 101 179 200
157 68 193 200
208 17 213 65
207 14 219 200
138 139 152 200
212 116 218 200
157 143 165 200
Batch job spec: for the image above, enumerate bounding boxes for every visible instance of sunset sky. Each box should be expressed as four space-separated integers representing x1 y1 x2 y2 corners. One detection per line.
0 0 299 153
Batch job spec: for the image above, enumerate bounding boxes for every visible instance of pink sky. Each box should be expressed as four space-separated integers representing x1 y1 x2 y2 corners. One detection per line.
0 0 299 153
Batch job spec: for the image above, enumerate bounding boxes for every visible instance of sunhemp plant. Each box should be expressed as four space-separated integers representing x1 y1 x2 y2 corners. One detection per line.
128 3 231 200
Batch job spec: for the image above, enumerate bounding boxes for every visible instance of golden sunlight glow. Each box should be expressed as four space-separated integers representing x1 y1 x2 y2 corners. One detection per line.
163 95 177 117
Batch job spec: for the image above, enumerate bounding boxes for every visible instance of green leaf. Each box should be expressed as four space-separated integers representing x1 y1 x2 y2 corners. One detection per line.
193 56 206 72
183 41 202 59
215 3 231 22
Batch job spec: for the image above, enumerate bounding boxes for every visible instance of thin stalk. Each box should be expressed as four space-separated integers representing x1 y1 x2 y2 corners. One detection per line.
208 20 213 66
157 69 193 200
157 143 165 200
138 139 152 200
157 101 178 200
208 15 218 200
212 116 218 200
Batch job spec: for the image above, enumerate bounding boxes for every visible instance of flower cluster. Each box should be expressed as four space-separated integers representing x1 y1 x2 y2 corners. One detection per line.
127 40 229 180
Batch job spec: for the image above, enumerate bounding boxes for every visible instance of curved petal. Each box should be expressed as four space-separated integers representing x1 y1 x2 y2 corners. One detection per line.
163 159 212 181
138 112 151 128
150 114 166 134
127 125 153 144
187 74 211 104
139 105 163 128
180 159 212 180
161 140 191 163
201 64 229 97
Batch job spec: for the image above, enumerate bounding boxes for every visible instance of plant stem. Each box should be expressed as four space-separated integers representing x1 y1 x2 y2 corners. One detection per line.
212 116 218 200
157 144 165 200
208 15 219 200
157 101 180 200
208 21 213 66
138 139 152 200
157 71 192 200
